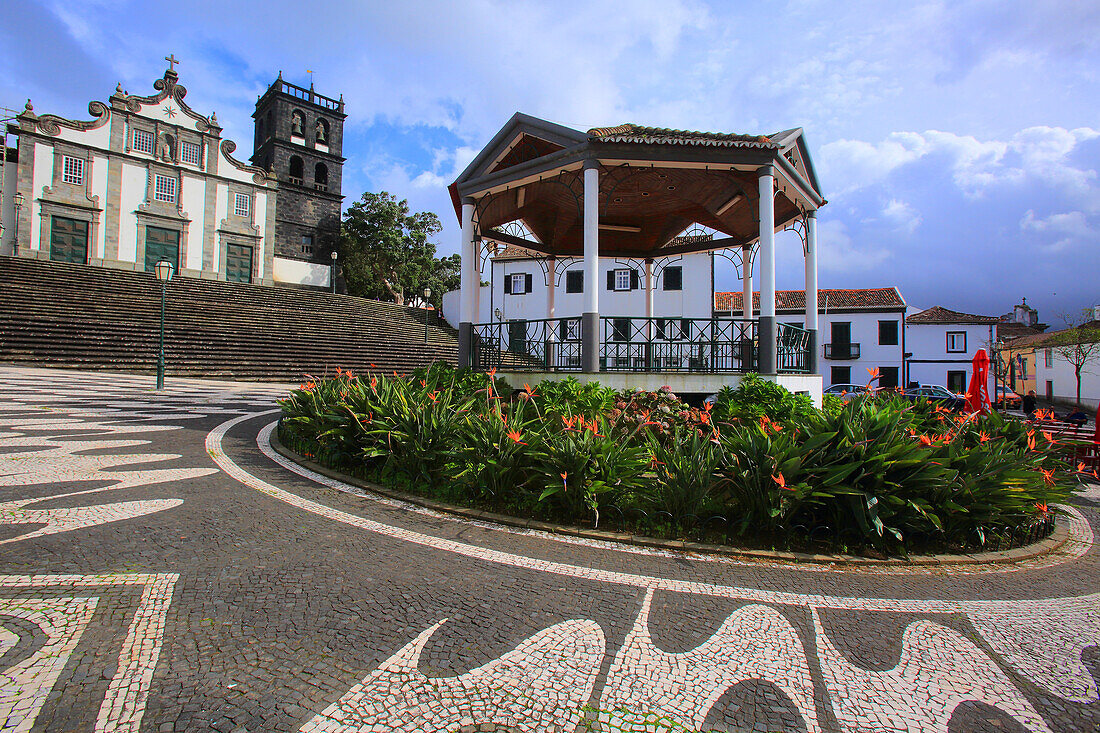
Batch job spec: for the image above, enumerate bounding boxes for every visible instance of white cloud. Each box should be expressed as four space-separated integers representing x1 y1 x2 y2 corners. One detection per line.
1020 209 1095 254
879 198 922 235
815 218 891 273
820 126 1099 206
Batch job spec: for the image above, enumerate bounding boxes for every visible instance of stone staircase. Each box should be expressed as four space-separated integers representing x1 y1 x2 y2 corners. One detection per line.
0 256 459 382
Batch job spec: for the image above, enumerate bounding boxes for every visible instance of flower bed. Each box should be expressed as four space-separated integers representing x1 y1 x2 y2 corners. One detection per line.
278 364 1071 556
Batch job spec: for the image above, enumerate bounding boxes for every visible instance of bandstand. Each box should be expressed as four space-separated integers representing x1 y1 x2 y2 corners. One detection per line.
449 114 826 398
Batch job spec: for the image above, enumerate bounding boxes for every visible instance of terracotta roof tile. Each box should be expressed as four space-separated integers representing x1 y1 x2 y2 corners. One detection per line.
714 288 905 313
588 123 774 148
906 305 999 324
490 244 541 261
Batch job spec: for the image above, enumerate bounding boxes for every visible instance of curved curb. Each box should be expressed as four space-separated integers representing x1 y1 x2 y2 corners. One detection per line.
269 429 1071 568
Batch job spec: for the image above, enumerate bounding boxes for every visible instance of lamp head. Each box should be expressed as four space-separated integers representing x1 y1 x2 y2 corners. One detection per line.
330 250 338 261
12 192 24 209
154 259 174 282
423 286 431 299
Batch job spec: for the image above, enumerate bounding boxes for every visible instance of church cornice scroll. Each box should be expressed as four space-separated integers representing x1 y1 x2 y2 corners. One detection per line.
220 140 273 185
33 100 111 137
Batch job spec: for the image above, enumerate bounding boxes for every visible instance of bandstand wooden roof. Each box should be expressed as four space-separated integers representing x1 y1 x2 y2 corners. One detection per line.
449 113 825 260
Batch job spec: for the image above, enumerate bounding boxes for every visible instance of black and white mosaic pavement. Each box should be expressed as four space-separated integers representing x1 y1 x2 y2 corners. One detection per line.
0 365 1097 732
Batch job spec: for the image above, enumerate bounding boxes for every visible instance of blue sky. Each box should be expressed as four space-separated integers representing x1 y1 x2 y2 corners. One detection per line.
4 0 1098 320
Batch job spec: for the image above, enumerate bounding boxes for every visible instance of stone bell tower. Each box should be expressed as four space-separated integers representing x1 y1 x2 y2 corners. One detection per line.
252 73 345 264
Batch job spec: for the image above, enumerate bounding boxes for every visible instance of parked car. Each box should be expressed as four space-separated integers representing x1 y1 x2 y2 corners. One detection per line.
902 385 967 411
823 383 870 402
994 386 1022 409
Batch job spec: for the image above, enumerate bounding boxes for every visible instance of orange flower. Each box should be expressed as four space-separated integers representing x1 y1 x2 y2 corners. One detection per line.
345 369 354 379
505 429 526 445
427 391 439 403
710 426 721 445
1076 462 1087 474
1042 431 1053 443
561 415 577 430
1035 502 1049 515
523 383 536 396
370 376 378 389
1026 430 1036 450
336 367 343 376
866 367 880 385
420 379 427 387
487 367 497 378
772 472 791 490
1040 468 1055 487
919 434 933 446
560 472 568 490
978 431 990 443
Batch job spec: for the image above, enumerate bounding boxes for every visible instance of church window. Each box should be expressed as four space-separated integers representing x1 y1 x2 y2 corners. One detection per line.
289 156 304 185
314 162 328 191
154 174 177 203
62 156 84 185
291 111 305 138
133 128 155 154
180 140 202 165
315 118 329 144
301 235 313 255
234 192 251 218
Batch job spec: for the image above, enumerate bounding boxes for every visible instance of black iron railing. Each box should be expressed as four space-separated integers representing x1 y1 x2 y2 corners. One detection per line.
777 322 812 374
599 317 758 373
472 318 583 372
472 316 812 374
824 342 861 360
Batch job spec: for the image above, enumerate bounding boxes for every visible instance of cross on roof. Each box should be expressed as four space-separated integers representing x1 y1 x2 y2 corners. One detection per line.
165 54 179 72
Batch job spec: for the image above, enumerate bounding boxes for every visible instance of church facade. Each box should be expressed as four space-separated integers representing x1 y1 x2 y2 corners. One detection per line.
0 59 345 288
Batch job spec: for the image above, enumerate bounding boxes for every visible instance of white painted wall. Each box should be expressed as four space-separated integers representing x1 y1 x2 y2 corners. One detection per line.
55 122 110 150
29 142 54 250
814 310 905 387
906 320 997 395
91 154 109 259
182 174 205 270
1034 345 1100 409
273 256 331 287
117 162 146 263
489 254 713 323
0 158 16 255
212 183 228 272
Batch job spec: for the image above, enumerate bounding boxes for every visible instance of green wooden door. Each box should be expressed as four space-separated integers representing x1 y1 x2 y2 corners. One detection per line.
144 227 180 273
49 217 88 264
225 243 253 283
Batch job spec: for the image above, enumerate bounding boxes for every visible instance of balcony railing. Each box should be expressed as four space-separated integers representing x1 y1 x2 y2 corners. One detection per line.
471 317 812 374
824 342 861 360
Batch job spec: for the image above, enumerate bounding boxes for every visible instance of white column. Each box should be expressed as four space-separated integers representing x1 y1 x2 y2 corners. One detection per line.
645 259 654 330
582 160 600 372
459 200 476 324
804 212 818 332
758 166 777 373
458 198 476 366
741 247 752 320
805 210 819 374
546 257 556 320
471 238 481 322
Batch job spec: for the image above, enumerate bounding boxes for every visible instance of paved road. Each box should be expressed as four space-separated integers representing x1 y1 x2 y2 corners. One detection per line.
0 366 1097 732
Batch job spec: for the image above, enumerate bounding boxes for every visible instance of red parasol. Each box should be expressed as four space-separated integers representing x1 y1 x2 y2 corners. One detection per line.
966 349 991 414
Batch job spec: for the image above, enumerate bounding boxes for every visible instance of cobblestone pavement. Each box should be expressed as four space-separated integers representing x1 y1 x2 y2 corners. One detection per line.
0 366 1097 732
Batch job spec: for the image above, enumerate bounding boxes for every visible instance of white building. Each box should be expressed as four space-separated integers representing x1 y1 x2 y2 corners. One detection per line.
715 288 907 388
905 306 999 395
1 62 346 288
1032 317 1100 409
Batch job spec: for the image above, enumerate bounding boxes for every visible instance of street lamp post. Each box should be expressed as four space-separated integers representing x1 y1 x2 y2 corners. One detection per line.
154 259 174 390
12 192 24 256
423 286 432 344
330 250 338 294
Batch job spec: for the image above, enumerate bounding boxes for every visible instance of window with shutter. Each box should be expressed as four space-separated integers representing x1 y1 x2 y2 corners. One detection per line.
662 266 683 291
613 269 631 291
630 270 639 290
524 273 532 294
565 270 583 293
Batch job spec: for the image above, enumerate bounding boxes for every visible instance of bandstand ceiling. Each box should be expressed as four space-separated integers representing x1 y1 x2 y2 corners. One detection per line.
450 114 825 259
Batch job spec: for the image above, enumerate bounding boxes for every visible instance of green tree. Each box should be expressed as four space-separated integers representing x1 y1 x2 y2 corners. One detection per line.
340 191 460 306
1046 310 1100 408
